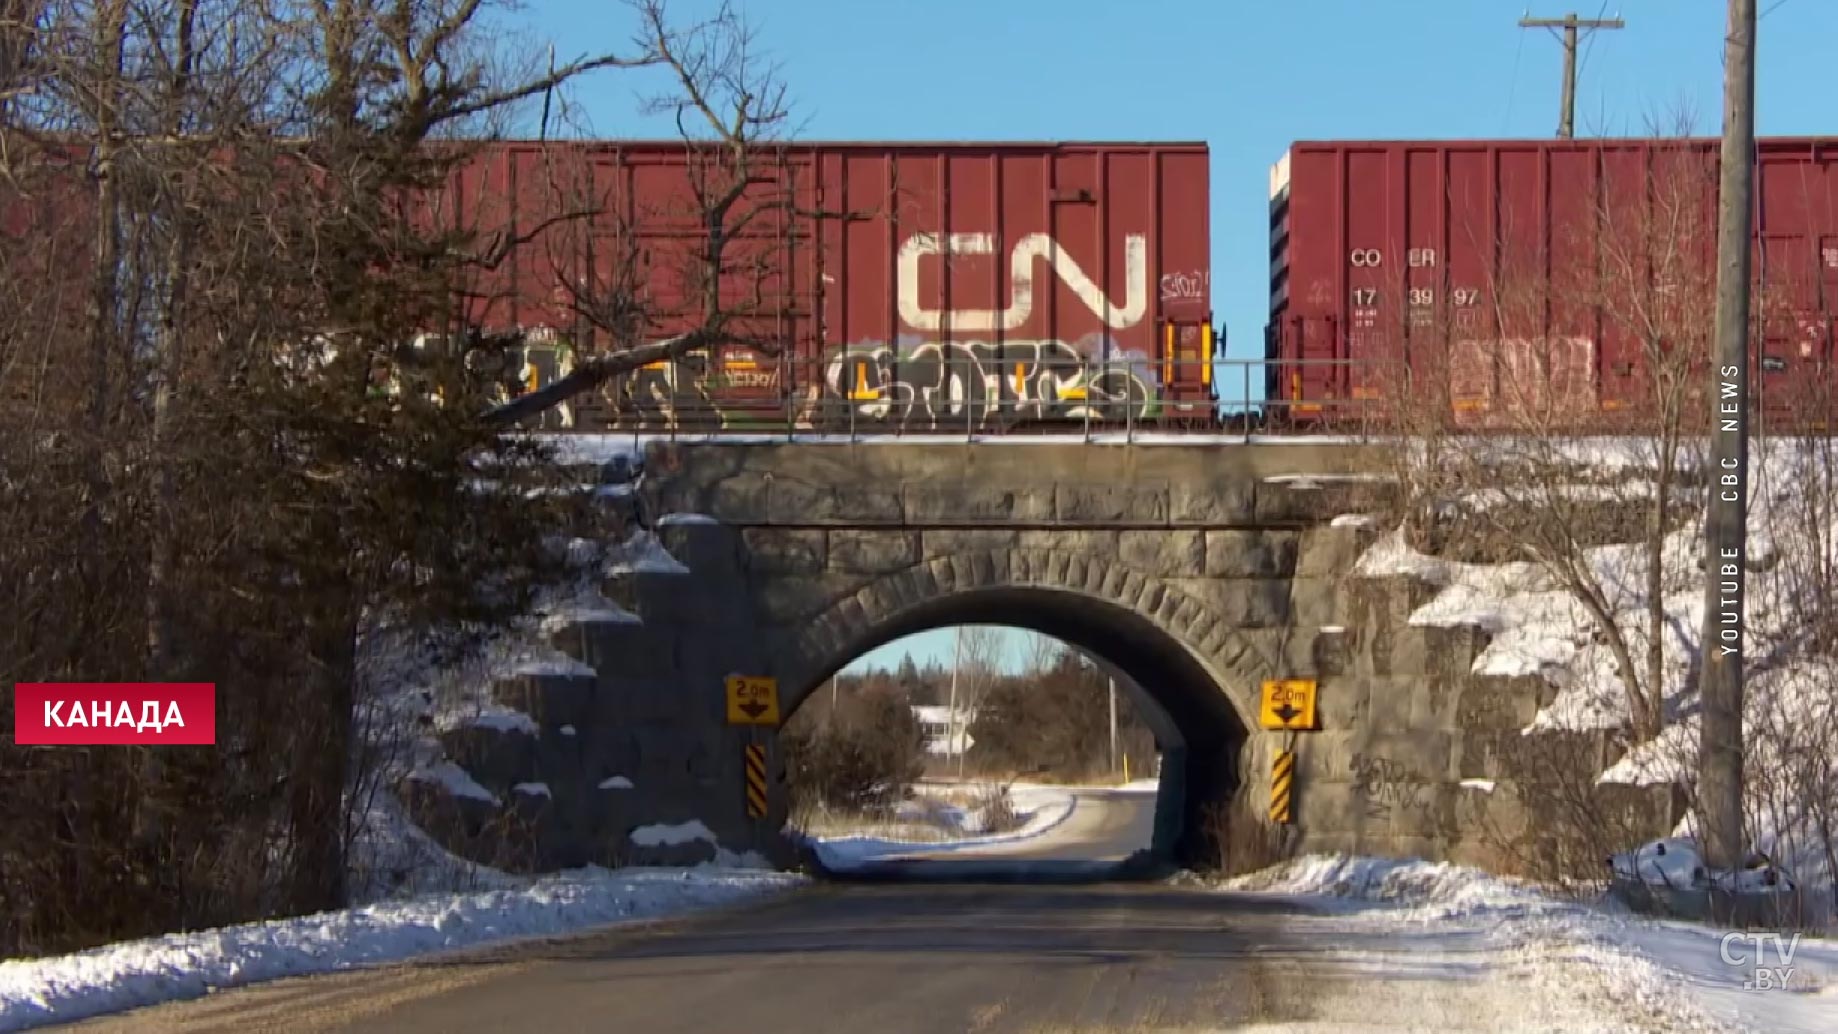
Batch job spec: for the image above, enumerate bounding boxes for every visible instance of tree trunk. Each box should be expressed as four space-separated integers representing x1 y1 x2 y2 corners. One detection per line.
76 0 128 662
286 588 358 915
1643 443 1675 737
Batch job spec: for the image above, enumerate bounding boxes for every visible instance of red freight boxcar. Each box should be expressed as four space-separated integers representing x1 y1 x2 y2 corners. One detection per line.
1267 137 1838 428
424 140 1217 431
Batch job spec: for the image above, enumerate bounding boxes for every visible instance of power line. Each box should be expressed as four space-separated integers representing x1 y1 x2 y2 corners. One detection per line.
1504 27 1526 131
1577 1 1612 85
1519 10 1626 138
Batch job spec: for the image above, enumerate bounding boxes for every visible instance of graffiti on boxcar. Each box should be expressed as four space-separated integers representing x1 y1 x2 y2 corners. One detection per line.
1159 270 1208 302
592 346 785 430
470 334 1156 432
335 329 577 426
818 339 1154 431
897 232 1148 333
457 329 577 428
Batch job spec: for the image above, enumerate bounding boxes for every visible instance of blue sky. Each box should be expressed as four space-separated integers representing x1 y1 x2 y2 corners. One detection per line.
517 0 1829 672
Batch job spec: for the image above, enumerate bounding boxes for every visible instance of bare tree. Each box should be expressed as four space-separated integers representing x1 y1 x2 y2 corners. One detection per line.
0 0 706 954
1734 373 1838 922
481 0 885 430
1378 128 1767 744
944 625 1003 777
1022 630 1063 677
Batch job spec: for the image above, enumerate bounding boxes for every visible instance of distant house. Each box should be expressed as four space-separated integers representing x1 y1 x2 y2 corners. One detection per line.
911 705 975 757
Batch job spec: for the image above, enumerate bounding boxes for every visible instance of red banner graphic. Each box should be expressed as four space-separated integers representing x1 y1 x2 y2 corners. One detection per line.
13 683 217 745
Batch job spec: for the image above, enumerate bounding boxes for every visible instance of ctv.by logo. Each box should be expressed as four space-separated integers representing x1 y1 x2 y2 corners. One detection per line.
1720 931 1801 991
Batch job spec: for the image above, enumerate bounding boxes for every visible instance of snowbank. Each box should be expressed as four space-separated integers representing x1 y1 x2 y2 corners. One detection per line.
1218 853 1573 923
631 820 717 848
404 761 499 806
604 530 691 575
807 785 1078 871
342 515 759 873
1212 853 1838 1034
1351 457 1838 896
522 433 645 469
0 867 804 1032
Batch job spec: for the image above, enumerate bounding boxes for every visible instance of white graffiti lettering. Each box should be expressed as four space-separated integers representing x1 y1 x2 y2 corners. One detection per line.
897 232 1148 333
821 339 1152 431
1447 336 1597 421
1159 270 1208 301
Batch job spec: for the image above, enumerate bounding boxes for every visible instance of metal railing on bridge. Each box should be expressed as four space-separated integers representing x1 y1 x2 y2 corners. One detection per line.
535 356 1393 443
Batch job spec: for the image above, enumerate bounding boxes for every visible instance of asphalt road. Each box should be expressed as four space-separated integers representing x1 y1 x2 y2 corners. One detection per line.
48 790 1672 1033
828 785 1161 883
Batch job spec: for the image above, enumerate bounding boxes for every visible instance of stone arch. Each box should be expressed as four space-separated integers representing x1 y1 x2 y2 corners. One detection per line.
779 548 1267 717
770 547 1279 866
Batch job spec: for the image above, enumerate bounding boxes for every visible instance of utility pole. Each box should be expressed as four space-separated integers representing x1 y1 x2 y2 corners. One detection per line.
1699 0 1756 878
947 628 964 781
1107 676 1118 777
1519 11 1625 137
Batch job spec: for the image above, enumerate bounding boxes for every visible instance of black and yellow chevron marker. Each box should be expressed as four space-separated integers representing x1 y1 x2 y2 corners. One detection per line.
744 744 768 819
1269 750 1295 825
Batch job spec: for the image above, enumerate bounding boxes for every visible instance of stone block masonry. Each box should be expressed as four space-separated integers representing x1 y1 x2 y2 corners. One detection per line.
394 439 1675 877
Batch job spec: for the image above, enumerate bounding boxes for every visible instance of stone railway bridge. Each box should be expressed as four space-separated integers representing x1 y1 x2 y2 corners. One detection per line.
401 439 1677 874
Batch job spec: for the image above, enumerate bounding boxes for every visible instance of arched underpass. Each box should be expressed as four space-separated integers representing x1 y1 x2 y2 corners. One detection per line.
446 433 1663 881
778 585 1250 882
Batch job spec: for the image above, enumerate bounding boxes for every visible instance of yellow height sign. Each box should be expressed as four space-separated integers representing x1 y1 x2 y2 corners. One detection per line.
1259 678 1317 731
725 675 781 726
744 744 768 819
1270 750 1295 824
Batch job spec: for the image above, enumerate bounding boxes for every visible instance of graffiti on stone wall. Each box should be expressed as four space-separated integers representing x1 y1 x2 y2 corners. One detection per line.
1349 752 1434 821
819 339 1154 431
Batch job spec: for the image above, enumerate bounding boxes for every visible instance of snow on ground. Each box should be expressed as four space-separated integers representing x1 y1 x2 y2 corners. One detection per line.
522 433 646 469
631 820 717 848
0 865 805 1033
352 521 688 834
404 760 499 806
804 784 1079 871
604 529 691 575
0 445 806 1031
535 581 640 631
1002 776 1161 794
3 784 795 1033
1351 442 1838 901
1210 854 1838 1034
